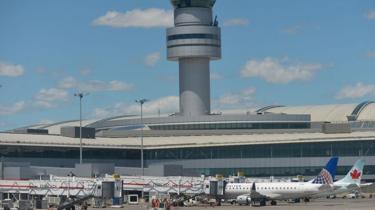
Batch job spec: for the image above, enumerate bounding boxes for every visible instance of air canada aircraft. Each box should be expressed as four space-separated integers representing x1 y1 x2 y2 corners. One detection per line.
224 157 338 206
313 159 365 198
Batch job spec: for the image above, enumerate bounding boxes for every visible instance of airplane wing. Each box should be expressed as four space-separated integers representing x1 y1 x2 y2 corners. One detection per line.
249 183 268 200
346 183 359 190
360 183 373 187
318 184 333 192
332 185 342 191
250 190 267 199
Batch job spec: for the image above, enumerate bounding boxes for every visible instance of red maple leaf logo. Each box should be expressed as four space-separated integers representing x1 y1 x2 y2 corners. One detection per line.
350 169 361 179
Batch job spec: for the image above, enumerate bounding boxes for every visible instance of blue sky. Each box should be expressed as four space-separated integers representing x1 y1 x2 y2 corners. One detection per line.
0 0 374 130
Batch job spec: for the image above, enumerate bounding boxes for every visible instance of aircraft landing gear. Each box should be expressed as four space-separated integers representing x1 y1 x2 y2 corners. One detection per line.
260 199 266 206
304 197 310 202
270 200 277 206
251 200 256 207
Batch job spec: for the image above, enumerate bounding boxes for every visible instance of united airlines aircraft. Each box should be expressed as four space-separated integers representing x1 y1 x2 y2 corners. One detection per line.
224 157 337 206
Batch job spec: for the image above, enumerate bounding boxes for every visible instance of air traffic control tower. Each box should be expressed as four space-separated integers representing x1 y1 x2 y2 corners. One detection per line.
167 0 221 116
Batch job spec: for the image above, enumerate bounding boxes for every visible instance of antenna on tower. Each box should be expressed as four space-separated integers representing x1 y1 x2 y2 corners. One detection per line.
213 15 218 26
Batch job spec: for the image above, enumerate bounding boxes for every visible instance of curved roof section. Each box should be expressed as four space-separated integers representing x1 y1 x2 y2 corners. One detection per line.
8 102 375 134
348 101 375 121
357 103 375 121
266 102 375 122
41 120 97 135
9 123 48 131
256 105 285 114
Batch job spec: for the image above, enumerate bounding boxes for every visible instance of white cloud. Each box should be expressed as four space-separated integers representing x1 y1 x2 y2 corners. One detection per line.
336 83 375 99
1 88 70 114
365 10 375 20
140 96 179 114
59 76 133 92
59 76 77 89
80 80 133 92
367 51 375 58
34 88 69 108
242 87 257 96
223 18 249 26
35 67 47 74
0 61 24 77
38 119 54 125
240 57 323 84
282 25 302 35
93 108 112 120
36 88 69 101
93 96 179 119
108 80 133 91
0 101 26 115
145 52 161 67
80 68 91 76
210 72 222 80
218 87 256 106
92 8 173 28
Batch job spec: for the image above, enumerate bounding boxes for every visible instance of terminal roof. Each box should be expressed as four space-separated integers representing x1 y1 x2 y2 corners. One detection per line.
1 130 375 150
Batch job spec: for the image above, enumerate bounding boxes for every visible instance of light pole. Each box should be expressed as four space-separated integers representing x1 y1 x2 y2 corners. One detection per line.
74 92 88 164
135 99 148 177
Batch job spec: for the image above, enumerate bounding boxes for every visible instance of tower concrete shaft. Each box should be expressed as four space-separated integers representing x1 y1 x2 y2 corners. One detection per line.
167 0 221 116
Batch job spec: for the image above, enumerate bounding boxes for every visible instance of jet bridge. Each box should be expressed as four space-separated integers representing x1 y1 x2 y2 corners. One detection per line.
0 176 100 197
0 176 123 209
112 175 206 195
0 174 227 210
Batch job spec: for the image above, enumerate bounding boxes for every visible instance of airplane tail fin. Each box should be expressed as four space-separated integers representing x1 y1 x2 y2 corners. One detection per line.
336 159 365 186
311 157 338 184
251 182 256 191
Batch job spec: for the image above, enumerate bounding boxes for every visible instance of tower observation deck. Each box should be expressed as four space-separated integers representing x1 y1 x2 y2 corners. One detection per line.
167 0 221 116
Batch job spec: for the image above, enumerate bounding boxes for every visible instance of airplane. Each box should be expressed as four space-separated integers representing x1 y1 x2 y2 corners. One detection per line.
309 156 338 184
313 159 365 198
224 157 338 206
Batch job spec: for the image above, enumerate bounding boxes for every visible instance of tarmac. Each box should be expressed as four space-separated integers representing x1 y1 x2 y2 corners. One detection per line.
89 198 375 210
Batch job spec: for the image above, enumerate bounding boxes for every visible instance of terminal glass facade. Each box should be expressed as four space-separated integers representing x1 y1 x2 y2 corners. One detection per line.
1 140 374 162
145 140 375 159
149 122 310 130
0 139 374 177
193 165 375 177
0 146 140 160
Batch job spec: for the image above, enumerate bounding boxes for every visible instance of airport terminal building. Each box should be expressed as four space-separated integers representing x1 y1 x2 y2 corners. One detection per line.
1 0 375 182
1 102 375 181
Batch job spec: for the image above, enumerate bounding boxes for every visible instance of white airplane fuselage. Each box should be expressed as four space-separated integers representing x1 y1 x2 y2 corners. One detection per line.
225 182 326 200
311 159 365 198
312 182 359 198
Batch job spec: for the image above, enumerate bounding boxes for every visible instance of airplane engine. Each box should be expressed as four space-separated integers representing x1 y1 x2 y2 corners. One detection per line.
236 195 250 205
